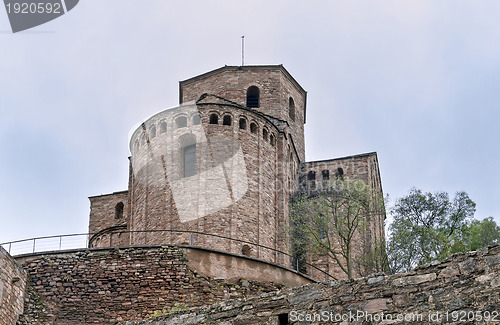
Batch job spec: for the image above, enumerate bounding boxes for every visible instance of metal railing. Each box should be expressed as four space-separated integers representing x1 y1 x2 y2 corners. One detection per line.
0 229 336 281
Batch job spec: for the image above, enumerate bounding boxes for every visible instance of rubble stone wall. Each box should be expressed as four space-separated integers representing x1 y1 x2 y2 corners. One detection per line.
0 246 27 325
121 245 500 325
15 246 310 324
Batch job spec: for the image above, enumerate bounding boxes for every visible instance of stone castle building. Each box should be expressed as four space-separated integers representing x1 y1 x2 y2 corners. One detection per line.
88 65 385 279
4 66 499 325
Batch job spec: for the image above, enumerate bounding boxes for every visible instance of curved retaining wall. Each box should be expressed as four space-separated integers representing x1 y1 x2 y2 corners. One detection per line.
122 245 500 325
14 245 312 324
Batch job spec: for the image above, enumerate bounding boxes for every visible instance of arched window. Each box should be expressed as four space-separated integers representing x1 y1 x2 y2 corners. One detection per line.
250 122 258 134
209 113 219 124
242 244 251 257
223 115 232 126
183 144 196 177
115 202 124 219
321 170 330 189
149 126 156 139
192 114 201 125
263 128 269 142
308 171 316 190
270 134 275 146
336 167 344 178
246 86 260 108
239 118 247 130
175 116 187 128
289 97 296 121
160 121 167 133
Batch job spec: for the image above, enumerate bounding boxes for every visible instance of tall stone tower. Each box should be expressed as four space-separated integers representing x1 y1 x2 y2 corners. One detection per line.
89 65 307 265
88 65 385 278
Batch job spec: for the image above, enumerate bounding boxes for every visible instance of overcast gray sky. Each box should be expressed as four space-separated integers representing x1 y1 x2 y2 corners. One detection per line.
1 1 499 244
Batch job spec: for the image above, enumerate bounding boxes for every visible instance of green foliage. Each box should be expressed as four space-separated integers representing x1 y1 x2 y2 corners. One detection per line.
290 178 386 280
387 188 476 273
354 238 390 276
467 217 500 251
149 303 188 319
149 310 168 318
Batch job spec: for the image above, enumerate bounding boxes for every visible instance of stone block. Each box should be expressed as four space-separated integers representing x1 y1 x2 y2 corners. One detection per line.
392 273 437 287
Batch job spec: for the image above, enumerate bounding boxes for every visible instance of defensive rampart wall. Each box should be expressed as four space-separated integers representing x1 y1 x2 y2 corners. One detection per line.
13 245 311 324
121 245 500 324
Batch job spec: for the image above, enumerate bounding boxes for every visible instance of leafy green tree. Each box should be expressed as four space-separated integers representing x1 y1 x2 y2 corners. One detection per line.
290 178 386 280
387 189 476 273
467 217 500 251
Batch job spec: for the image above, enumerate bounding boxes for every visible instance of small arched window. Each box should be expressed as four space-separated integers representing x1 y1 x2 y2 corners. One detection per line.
246 86 260 108
160 121 167 133
336 167 344 178
223 115 232 126
192 114 201 125
308 171 316 190
150 126 156 139
263 128 269 142
242 244 251 257
250 122 258 134
270 134 275 146
239 118 247 130
176 116 187 128
289 97 296 121
115 202 124 219
322 170 330 180
209 113 219 124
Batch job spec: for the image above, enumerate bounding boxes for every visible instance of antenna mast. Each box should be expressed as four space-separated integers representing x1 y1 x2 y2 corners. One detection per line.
241 35 245 66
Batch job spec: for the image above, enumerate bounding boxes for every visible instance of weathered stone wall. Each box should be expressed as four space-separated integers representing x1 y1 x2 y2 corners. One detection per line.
16 246 307 324
300 152 383 194
120 245 500 325
0 246 27 325
88 191 130 247
88 191 129 234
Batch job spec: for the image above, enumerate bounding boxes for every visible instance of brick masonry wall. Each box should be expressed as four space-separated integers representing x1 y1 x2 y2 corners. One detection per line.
0 246 27 325
16 246 286 325
120 245 500 325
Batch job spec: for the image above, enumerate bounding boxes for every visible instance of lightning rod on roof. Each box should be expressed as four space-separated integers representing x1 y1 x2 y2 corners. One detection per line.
241 35 245 66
